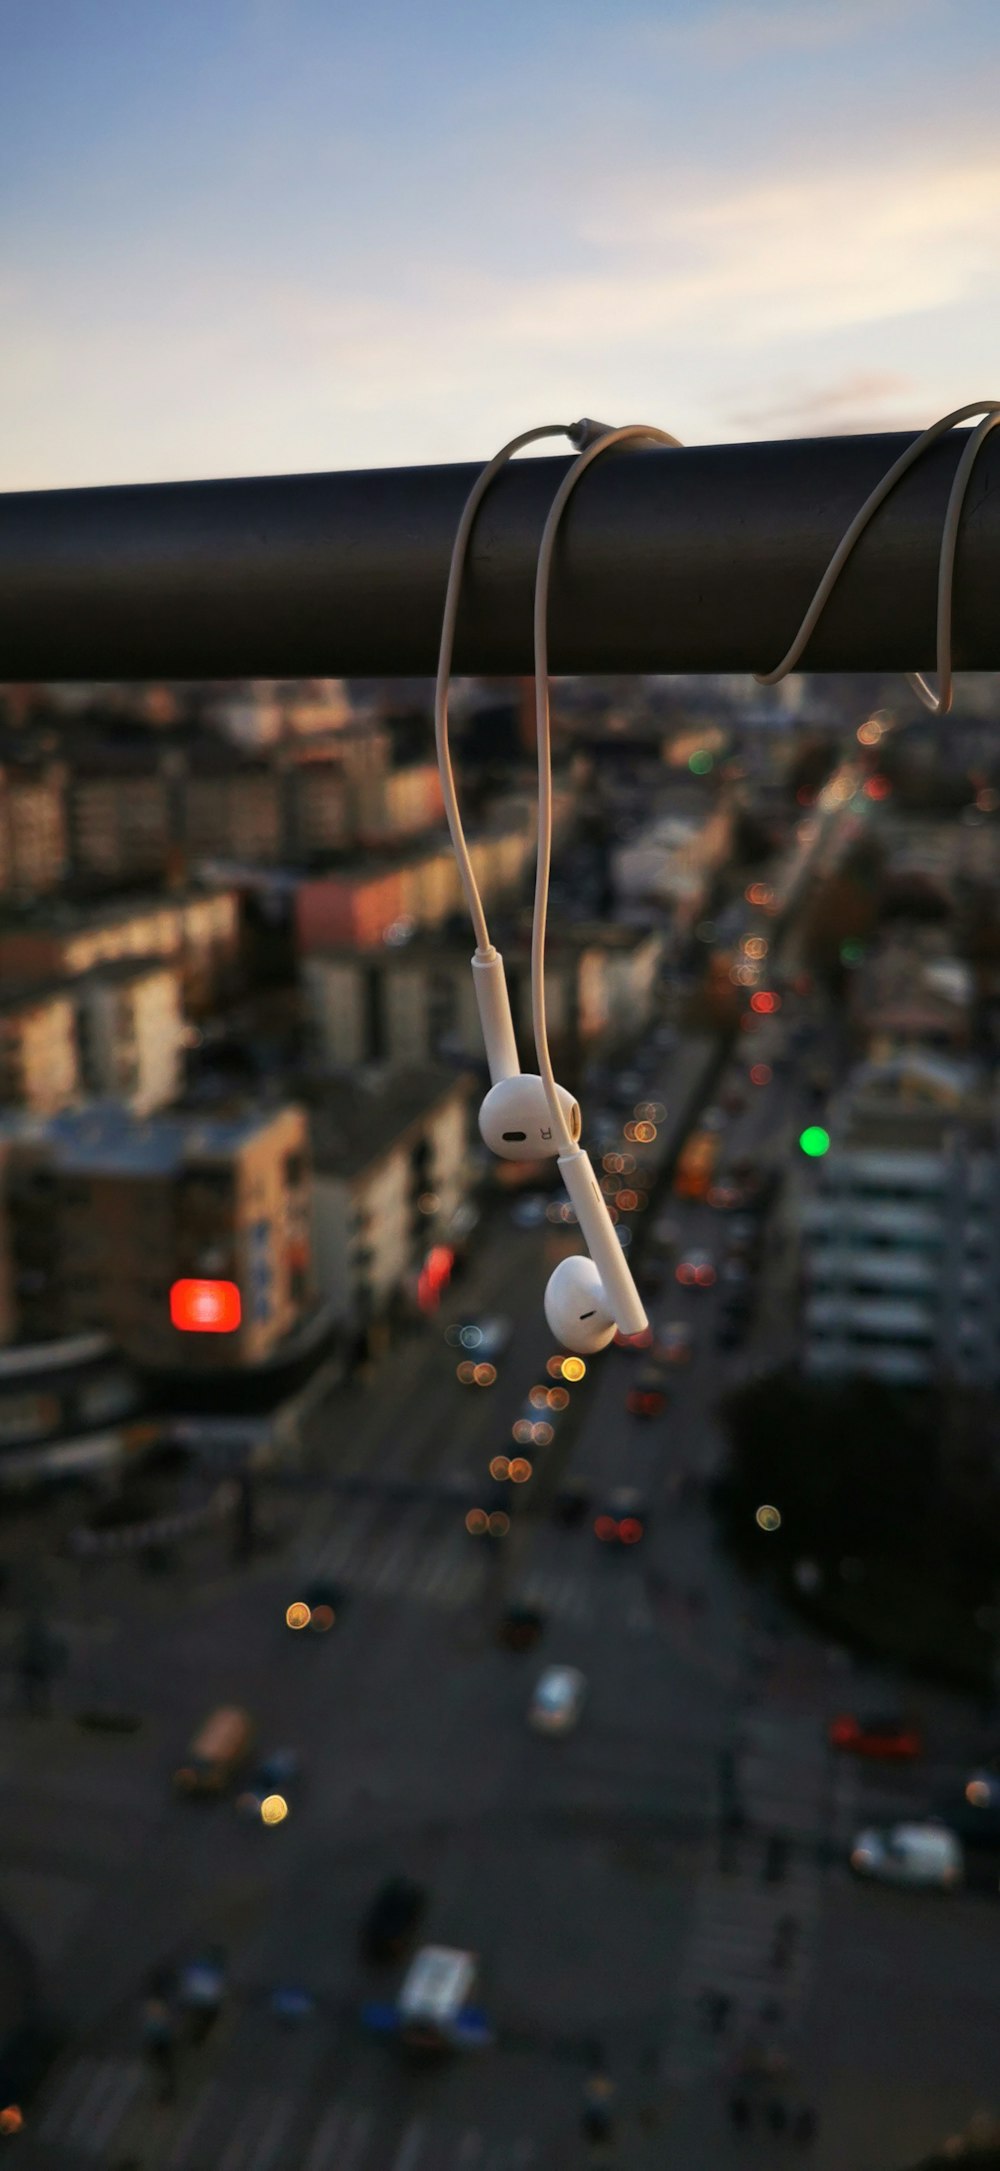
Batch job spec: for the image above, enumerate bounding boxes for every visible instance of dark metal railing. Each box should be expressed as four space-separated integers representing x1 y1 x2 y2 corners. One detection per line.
2 429 999 679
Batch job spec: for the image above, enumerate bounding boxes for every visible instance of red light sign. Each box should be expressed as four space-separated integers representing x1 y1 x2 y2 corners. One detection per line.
417 1244 454 1312
170 1278 242 1333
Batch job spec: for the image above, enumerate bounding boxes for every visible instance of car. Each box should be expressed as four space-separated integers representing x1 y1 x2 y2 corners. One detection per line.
445 1316 512 1360
934 1774 1000 1848
657 1321 693 1364
849 1822 962 1889
676 1250 716 1288
528 1665 587 1735
707 1181 744 1211
235 1748 300 1822
829 1712 923 1761
361 1876 428 1961
497 1603 546 1652
625 1362 669 1417
285 1579 344 1633
551 1483 592 1528
594 1488 648 1545
510 1194 548 1230
397 1945 480 2052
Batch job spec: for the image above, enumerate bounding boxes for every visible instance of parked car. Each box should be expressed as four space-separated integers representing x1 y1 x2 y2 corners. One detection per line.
361 1876 428 1962
829 1712 923 1761
528 1666 587 1735
497 1603 546 1652
849 1823 962 1889
235 1748 300 1821
594 1489 648 1544
625 1362 670 1418
174 1705 255 1798
286 1579 344 1634
657 1321 693 1364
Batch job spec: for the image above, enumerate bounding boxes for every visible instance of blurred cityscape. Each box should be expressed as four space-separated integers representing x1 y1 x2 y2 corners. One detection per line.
0 666 999 2167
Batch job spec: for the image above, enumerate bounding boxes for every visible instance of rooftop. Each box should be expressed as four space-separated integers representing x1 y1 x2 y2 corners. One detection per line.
0 1099 300 1176
307 1064 471 1177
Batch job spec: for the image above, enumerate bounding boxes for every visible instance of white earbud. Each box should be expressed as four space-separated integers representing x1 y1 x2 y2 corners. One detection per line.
544 1255 618 1354
472 949 580 1161
543 1147 648 1353
479 1074 581 1161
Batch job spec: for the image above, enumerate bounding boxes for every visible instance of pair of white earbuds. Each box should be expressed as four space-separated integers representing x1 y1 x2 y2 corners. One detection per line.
435 417 672 1353
436 401 1000 1353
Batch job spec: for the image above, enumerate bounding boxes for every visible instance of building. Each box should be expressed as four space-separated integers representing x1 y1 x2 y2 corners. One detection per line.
0 985 79 1115
183 749 283 863
302 922 664 1072
0 759 68 897
0 886 241 1012
294 821 534 954
75 958 185 1114
309 1067 473 1336
799 1054 1000 1387
849 933 974 1060
0 1102 311 1369
69 752 173 883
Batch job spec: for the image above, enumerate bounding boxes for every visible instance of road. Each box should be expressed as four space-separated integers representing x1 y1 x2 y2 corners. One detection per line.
8 851 1000 2168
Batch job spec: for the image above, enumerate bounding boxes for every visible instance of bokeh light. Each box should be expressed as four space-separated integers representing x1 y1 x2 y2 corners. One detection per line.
509 1457 533 1483
512 1419 534 1445
756 1505 782 1532
466 1508 489 1536
286 1601 311 1631
472 1363 496 1387
749 1063 772 1085
489 1455 511 1481
548 1386 570 1410
261 1794 289 1825
529 1385 550 1409
633 1121 657 1144
561 1356 586 1382
799 1125 831 1157
456 1360 477 1384
531 1421 554 1447
488 1511 510 1538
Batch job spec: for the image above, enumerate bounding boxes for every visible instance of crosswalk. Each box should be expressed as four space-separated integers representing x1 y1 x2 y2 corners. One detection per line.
26 2059 538 2169
293 1501 657 1636
665 1708 849 2086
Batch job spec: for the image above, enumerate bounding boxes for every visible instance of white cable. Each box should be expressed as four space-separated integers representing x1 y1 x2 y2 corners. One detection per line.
434 424 576 958
531 424 682 1152
755 401 1000 715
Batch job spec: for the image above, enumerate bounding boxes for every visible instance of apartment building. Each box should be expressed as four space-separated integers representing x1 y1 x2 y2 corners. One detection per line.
184 751 283 863
0 986 79 1115
0 1102 311 1368
309 1067 472 1331
800 1054 1000 1387
75 958 185 1114
0 759 68 897
302 923 664 1071
294 822 534 954
70 753 173 883
0 886 241 1012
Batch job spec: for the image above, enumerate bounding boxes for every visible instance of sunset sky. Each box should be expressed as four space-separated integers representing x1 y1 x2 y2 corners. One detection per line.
3 0 1000 489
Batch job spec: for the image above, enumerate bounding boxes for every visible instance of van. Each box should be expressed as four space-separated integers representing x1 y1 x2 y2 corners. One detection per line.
398 1945 477 2051
174 1705 254 1797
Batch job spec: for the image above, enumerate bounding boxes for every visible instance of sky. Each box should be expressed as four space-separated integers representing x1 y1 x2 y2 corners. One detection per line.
3 0 1000 489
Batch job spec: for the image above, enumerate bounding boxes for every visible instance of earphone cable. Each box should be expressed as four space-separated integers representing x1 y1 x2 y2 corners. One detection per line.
531 425 682 1154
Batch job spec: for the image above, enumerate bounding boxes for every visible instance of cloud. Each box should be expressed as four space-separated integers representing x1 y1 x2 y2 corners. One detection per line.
726 369 922 436
637 0 931 65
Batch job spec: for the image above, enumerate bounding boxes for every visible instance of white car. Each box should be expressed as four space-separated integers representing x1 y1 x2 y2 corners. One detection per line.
528 1666 587 1736
849 1822 962 1890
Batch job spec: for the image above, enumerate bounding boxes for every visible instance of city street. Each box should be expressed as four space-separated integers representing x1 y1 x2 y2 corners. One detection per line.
7 937 1000 2170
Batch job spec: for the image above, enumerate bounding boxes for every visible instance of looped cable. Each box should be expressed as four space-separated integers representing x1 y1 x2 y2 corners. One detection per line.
531 425 682 1153
755 400 1000 716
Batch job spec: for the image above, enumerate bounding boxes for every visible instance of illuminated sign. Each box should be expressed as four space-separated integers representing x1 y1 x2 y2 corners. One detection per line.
170 1279 242 1333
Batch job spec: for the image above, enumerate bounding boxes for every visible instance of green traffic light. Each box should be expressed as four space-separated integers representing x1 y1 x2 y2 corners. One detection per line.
799 1125 830 1157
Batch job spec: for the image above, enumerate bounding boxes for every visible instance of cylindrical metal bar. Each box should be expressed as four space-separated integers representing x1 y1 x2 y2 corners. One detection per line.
2 429 999 680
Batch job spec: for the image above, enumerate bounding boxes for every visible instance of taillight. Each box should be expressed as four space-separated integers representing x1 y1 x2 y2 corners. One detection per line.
594 1515 618 1542
618 1518 644 1544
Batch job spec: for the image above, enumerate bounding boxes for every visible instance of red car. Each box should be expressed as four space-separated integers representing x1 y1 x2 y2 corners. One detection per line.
828 1712 923 1761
